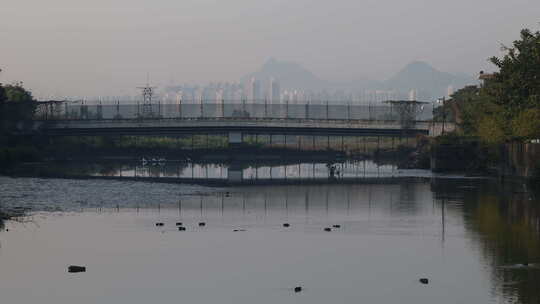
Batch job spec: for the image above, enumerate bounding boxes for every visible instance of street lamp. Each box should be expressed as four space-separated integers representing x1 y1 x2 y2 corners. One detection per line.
436 97 446 135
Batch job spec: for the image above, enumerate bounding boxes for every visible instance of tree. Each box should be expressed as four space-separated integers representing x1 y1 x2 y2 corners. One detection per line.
0 84 6 121
476 116 506 144
0 82 36 133
0 68 5 104
0 85 6 104
447 27 540 143
512 108 540 140
446 86 481 132
4 82 33 103
486 28 540 115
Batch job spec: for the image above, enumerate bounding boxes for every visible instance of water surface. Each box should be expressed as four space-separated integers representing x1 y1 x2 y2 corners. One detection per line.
0 174 538 304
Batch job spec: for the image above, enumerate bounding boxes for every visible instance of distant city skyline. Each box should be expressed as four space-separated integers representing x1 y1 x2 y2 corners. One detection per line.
6 58 474 104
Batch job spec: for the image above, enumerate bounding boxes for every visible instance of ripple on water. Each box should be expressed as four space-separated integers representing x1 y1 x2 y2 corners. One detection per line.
0 176 217 212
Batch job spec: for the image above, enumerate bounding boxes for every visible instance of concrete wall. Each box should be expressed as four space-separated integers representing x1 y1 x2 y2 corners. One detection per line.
430 140 486 173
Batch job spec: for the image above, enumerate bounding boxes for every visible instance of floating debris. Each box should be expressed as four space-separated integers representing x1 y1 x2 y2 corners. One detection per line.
155 222 164 227
178 227 186 231
233 229 246 232
332 224 341 228
283 223 290 228
294 286 302 293
68 265 86 273
176 222 183 226
419 278 429 284
324 227 332 232
198 222 206 227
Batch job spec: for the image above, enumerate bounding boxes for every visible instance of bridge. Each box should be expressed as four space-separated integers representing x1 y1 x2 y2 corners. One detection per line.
33 101 450 143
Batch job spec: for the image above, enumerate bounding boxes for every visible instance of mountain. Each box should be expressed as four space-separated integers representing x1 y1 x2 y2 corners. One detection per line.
240 59 475 100
240 58 331 90
380 61 475 99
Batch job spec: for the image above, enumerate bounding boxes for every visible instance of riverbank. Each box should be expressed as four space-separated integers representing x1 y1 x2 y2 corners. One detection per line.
0 207 28 230
428 134 540 184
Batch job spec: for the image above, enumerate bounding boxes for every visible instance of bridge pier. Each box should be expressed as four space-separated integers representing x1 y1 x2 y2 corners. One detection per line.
228 132 243 146
228 163 243 183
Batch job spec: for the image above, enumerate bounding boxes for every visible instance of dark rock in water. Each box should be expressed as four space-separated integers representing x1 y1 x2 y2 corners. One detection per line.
294 286 302 293
324 227 332 232
68 265 86 273
419 278 429 284
155 222 164 227
176 222 183 226
283 223 290 227
178 227 186 231
198 222 206 227
332 225 341 228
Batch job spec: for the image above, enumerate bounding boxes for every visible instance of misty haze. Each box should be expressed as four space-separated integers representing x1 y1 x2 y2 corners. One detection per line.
1 1 540 304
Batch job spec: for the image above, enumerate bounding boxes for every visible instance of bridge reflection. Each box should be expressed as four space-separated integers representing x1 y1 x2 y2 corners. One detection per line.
23 159 434 185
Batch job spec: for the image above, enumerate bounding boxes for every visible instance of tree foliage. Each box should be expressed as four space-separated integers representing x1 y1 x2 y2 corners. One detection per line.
448 28 540 143
0 82 37 133
4 82 34 103
0 85 6 104
512 108 540 139
487 29 540 114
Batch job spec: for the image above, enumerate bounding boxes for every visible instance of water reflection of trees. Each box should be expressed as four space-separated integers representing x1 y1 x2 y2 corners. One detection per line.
435 180 540 304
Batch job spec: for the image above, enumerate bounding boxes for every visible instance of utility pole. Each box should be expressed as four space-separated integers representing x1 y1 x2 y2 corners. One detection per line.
441 97 446 135
137 73 156 119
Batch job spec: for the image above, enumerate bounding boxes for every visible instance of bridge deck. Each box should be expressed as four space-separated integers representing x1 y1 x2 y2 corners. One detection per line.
36 118 433 137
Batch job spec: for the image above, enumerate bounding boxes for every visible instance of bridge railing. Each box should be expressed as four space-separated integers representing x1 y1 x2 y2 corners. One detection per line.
35 102 434 122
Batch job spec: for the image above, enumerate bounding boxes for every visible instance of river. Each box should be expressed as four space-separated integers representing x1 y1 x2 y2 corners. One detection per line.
0 160 538 304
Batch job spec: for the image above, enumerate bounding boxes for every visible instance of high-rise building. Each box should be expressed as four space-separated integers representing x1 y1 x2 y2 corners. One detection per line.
253 79 261 102
175 90 184 104
268 77 280 104
245 77 261 102
408 89 417 101
447 85 454 98
215 88 224 104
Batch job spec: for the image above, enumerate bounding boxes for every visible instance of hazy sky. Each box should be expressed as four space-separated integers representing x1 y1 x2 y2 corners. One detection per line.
1 0 539 98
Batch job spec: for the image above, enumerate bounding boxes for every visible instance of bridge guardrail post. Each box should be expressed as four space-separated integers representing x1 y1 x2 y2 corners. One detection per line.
97 102 103 120
221 99 225 118
326 101 329 120
115 101 120 120
178 100 182 119
200 100 204 119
